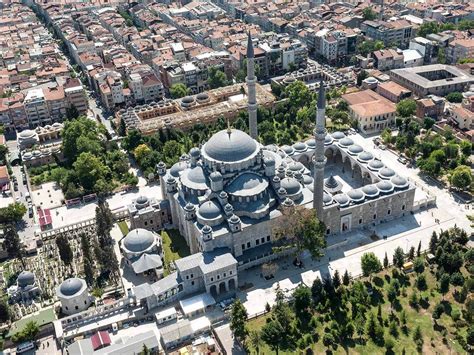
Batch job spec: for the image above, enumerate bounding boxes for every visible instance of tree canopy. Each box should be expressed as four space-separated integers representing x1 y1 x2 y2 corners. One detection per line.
396 99 416 118
170 83 189 99
450 165 472 191
361 252 382 277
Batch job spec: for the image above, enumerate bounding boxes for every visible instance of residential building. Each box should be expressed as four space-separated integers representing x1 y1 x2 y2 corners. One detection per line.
416 96 445 120
402 49 424 68
372 49 404 71
24 88 50 127
446 39 474 65
64 78 88 114
451 106 474 130
409 37 439 65
129 72 164 104
361 19 414 48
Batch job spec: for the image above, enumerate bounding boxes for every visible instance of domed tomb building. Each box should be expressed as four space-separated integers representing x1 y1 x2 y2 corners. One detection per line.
7 271 41 301
56 277 92 315
121 228 163 277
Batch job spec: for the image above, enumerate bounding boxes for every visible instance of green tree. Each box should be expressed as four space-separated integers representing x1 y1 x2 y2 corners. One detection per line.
418 22 440 37
162 140 182 166
392 247 405 268
383 252 389 269
362 7 377 20
450 165 472 191
95 201 114 242
446 92 463 103
62 116 104 162
342 270 351 286
413 325 423 351
66 104 79 120
283 80 313 109
439 273 450 300
0 299 10 322
261 319 285 354
293 284 311 316
361 252 382 277
22 321 39 341
3 224 25 267
230 299 248 344
170 83 189 99
55 235 73 266
0 203 27 224
273 206 326 260
413 258 425 274
423 117 435 129
249 330 262 354
208 67 229 89
357 70 368 86
396 99 416 118
73 152 109 191
467 325 474 346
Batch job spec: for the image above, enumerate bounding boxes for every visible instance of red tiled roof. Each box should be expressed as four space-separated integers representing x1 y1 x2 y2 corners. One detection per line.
91 331 111 350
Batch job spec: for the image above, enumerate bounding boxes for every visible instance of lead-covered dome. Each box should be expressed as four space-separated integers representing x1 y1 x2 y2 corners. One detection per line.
59 278 85 296
280 177 301 196
226 172 268 197
379 167 396 180
368 159 384 171
123 228 155 253
203 129 258 162
197 200 222 220
17 271 35 287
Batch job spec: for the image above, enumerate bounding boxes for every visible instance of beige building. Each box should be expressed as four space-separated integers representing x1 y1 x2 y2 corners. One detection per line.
376 81 412 103
451 106 474 130
342 90 396 134
372 49 404 71
447 39 474 65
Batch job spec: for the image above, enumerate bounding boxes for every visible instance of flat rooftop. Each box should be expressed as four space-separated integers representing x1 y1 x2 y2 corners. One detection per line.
390 64 474 88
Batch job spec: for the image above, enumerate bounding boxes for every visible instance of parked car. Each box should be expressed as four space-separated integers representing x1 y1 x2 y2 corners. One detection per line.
379 144 386 150
397 157 408 165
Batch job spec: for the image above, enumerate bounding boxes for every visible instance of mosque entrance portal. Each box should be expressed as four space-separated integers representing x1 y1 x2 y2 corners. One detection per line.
340 214 352 232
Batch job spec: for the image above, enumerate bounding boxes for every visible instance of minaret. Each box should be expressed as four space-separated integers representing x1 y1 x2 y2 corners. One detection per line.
246 32 258 140
313 80 327 220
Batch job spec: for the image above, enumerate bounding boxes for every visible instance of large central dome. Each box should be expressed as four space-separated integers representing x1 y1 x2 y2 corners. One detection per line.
203 129 258 162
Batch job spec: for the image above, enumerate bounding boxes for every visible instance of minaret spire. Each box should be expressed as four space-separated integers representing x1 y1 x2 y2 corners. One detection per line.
313 80 327 220
246 32 258 140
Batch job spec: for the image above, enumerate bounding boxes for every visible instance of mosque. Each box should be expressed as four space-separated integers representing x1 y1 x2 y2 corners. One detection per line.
132 34 415 309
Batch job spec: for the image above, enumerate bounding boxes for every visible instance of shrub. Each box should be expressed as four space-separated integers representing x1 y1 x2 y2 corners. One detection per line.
451 308 461 321
433 303 444 319
450 272 465 287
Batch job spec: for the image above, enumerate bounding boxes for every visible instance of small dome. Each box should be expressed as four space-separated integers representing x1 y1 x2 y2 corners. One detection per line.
59 278 84 296
292 142 307 153
123 229 155 253
334 193 349 206
288 161 304 172
305 139 316 148
303 175 313 185
391 175 409 189
170 161 187 178
338 137 354 148
324 135 334 145
202 224 212 233
198 200 222 220
224 203 233 212
358 151 374 163
362 184 379 198
203 129 258 163
325 175 339 189
376 180 394 194
219 191 228 199
18 129 35 139
181 96 195 104
323 192 333 205
210 171 222 181
280 177 301 196
229 214 240 223
331 131 346 140
379 167 396 179
368 159 384 171
184 202 195 211
347 189 365 203
348 144 363 155
135 196 149 209
281 145 294 155
196 93 209 101
17 271 35 287
189 147 201 158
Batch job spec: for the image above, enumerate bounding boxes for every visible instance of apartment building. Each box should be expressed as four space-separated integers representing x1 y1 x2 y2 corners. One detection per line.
23 89 51 127
129 72 164 104
451 106 474 130
309 28 358 65
361 19 414 48
372 49 404 71
43 87 66 122
409 37 439 65
64 78 88 114
446 39 474 65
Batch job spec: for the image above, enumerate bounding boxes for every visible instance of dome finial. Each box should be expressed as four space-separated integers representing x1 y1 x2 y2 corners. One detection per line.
227 117 231 136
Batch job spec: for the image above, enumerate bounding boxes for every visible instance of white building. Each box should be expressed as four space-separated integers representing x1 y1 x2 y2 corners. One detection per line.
56 277 92 316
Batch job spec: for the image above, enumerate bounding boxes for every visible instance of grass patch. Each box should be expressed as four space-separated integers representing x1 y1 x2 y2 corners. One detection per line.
117 221 129 236
7 307 56 338
161 229 190 276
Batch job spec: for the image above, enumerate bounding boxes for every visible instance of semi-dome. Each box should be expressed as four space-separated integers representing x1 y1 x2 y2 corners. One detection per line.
203 129 258 162
379 167 396 179
331 131 345 140
181 165 208 190
123 228 155 253
59 278 84 296
338 137 354 148
348 144 363 155
334 193 349 207
197 200 222 220
391 175 409 189
368 159 384 171
170 161 187 177
303 175 313 185
226 172 268 197
280 177 301 196
376 180 394 194
18 129 36 139
358 151 374 163
362 184 379 198
17 271 35 288
347 189 365 203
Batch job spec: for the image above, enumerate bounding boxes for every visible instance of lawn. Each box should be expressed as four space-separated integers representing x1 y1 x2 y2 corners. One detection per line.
117 221 129 236
7 307 56 337
161 229 190 276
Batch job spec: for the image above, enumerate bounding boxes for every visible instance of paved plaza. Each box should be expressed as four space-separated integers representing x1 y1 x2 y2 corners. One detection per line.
237 133 472 317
